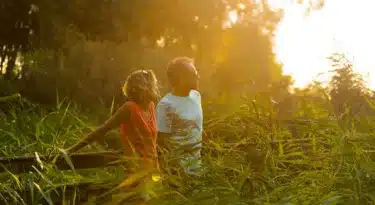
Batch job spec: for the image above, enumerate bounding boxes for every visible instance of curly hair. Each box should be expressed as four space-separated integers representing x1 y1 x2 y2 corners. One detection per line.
122 69 160 106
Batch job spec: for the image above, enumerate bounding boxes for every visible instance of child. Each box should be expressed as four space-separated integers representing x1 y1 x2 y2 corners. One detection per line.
65 69 160 203
156 57 204 176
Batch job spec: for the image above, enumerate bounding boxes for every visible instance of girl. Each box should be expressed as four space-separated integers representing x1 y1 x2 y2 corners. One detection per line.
65 69 160 203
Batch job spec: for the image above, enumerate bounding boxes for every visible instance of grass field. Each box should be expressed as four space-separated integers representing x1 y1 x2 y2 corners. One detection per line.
1 96 375 205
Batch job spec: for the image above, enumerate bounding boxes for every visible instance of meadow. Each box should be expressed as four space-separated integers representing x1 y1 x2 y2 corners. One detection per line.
1 1 375 204
1 90 375 205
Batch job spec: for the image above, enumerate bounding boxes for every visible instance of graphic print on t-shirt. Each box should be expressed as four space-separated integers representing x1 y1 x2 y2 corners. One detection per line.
156 90 203 174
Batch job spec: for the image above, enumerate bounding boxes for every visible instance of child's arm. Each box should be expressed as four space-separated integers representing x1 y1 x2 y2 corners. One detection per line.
66 106 130 154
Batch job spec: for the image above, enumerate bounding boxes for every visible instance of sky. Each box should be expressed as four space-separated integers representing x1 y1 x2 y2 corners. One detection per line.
269 0 375 89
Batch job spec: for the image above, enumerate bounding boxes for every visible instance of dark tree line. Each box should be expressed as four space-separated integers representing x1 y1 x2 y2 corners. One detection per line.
1 0 374 128
0 0 286 107
0 0 38 80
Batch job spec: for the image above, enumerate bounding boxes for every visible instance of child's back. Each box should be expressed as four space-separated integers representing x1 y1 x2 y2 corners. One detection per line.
157 89 203 174
120 101 158 168
156 57 203 176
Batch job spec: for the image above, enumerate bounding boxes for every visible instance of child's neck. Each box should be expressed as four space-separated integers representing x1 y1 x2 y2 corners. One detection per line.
172 88 191 97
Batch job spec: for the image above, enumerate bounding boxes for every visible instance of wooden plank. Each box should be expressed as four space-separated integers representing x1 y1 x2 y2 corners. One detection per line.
0 151 123 174
0 181 117 205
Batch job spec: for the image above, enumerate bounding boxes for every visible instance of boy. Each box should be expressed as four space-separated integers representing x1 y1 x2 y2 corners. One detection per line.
156 57 203 176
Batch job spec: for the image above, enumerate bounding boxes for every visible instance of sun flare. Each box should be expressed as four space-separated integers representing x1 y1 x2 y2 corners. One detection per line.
269 0 375 89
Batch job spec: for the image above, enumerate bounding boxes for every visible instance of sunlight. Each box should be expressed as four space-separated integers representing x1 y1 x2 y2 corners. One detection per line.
238 3 246 10
269 0 375 89
156 37 165 48
228 10 238 24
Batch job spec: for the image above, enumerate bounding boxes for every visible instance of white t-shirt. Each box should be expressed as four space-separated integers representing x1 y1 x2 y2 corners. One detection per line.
156 90 203 175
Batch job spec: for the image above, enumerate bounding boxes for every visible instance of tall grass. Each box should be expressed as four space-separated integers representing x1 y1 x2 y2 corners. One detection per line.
0 97 124 204
1 96 375 205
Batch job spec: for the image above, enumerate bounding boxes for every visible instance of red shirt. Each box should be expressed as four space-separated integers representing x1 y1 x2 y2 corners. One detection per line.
119 101 158 168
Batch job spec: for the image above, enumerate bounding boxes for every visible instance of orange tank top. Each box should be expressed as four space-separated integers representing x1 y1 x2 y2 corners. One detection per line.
119 101 158 164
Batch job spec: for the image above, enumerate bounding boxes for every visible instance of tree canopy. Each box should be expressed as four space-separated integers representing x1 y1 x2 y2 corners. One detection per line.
0 0 289 107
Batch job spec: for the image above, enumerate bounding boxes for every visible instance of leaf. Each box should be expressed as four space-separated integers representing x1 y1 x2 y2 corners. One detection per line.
0 184 26 205
236 166 251 192
117 169 151 189
28 176 35 204
282 152 307 159
60 101 71 125
280 160 309 165
109 95 115 118
33 182 53 205
32 166 59 196
34 152 44 170
58 148 76 172
0 164 22 190
0 93 21 102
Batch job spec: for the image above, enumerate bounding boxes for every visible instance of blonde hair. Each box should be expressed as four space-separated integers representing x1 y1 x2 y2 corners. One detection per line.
122 69 160 105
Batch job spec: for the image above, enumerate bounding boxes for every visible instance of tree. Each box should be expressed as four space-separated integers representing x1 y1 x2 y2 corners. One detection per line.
328 53 371 127
0 0 289 108
0 0 38 80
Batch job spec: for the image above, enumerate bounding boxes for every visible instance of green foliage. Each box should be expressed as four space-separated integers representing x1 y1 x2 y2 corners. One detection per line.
3 1 375 204
1 96 375 204
327 54 374 130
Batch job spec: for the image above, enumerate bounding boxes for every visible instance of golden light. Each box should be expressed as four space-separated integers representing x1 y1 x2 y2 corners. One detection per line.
269 0 375 89
156 37 165 48
238 3 246 10
228 10 238 24
152 173 161 182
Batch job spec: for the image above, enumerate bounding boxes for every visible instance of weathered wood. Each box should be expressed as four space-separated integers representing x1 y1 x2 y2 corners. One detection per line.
0 151 125 204
0 181 117 205
0 151 123 174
